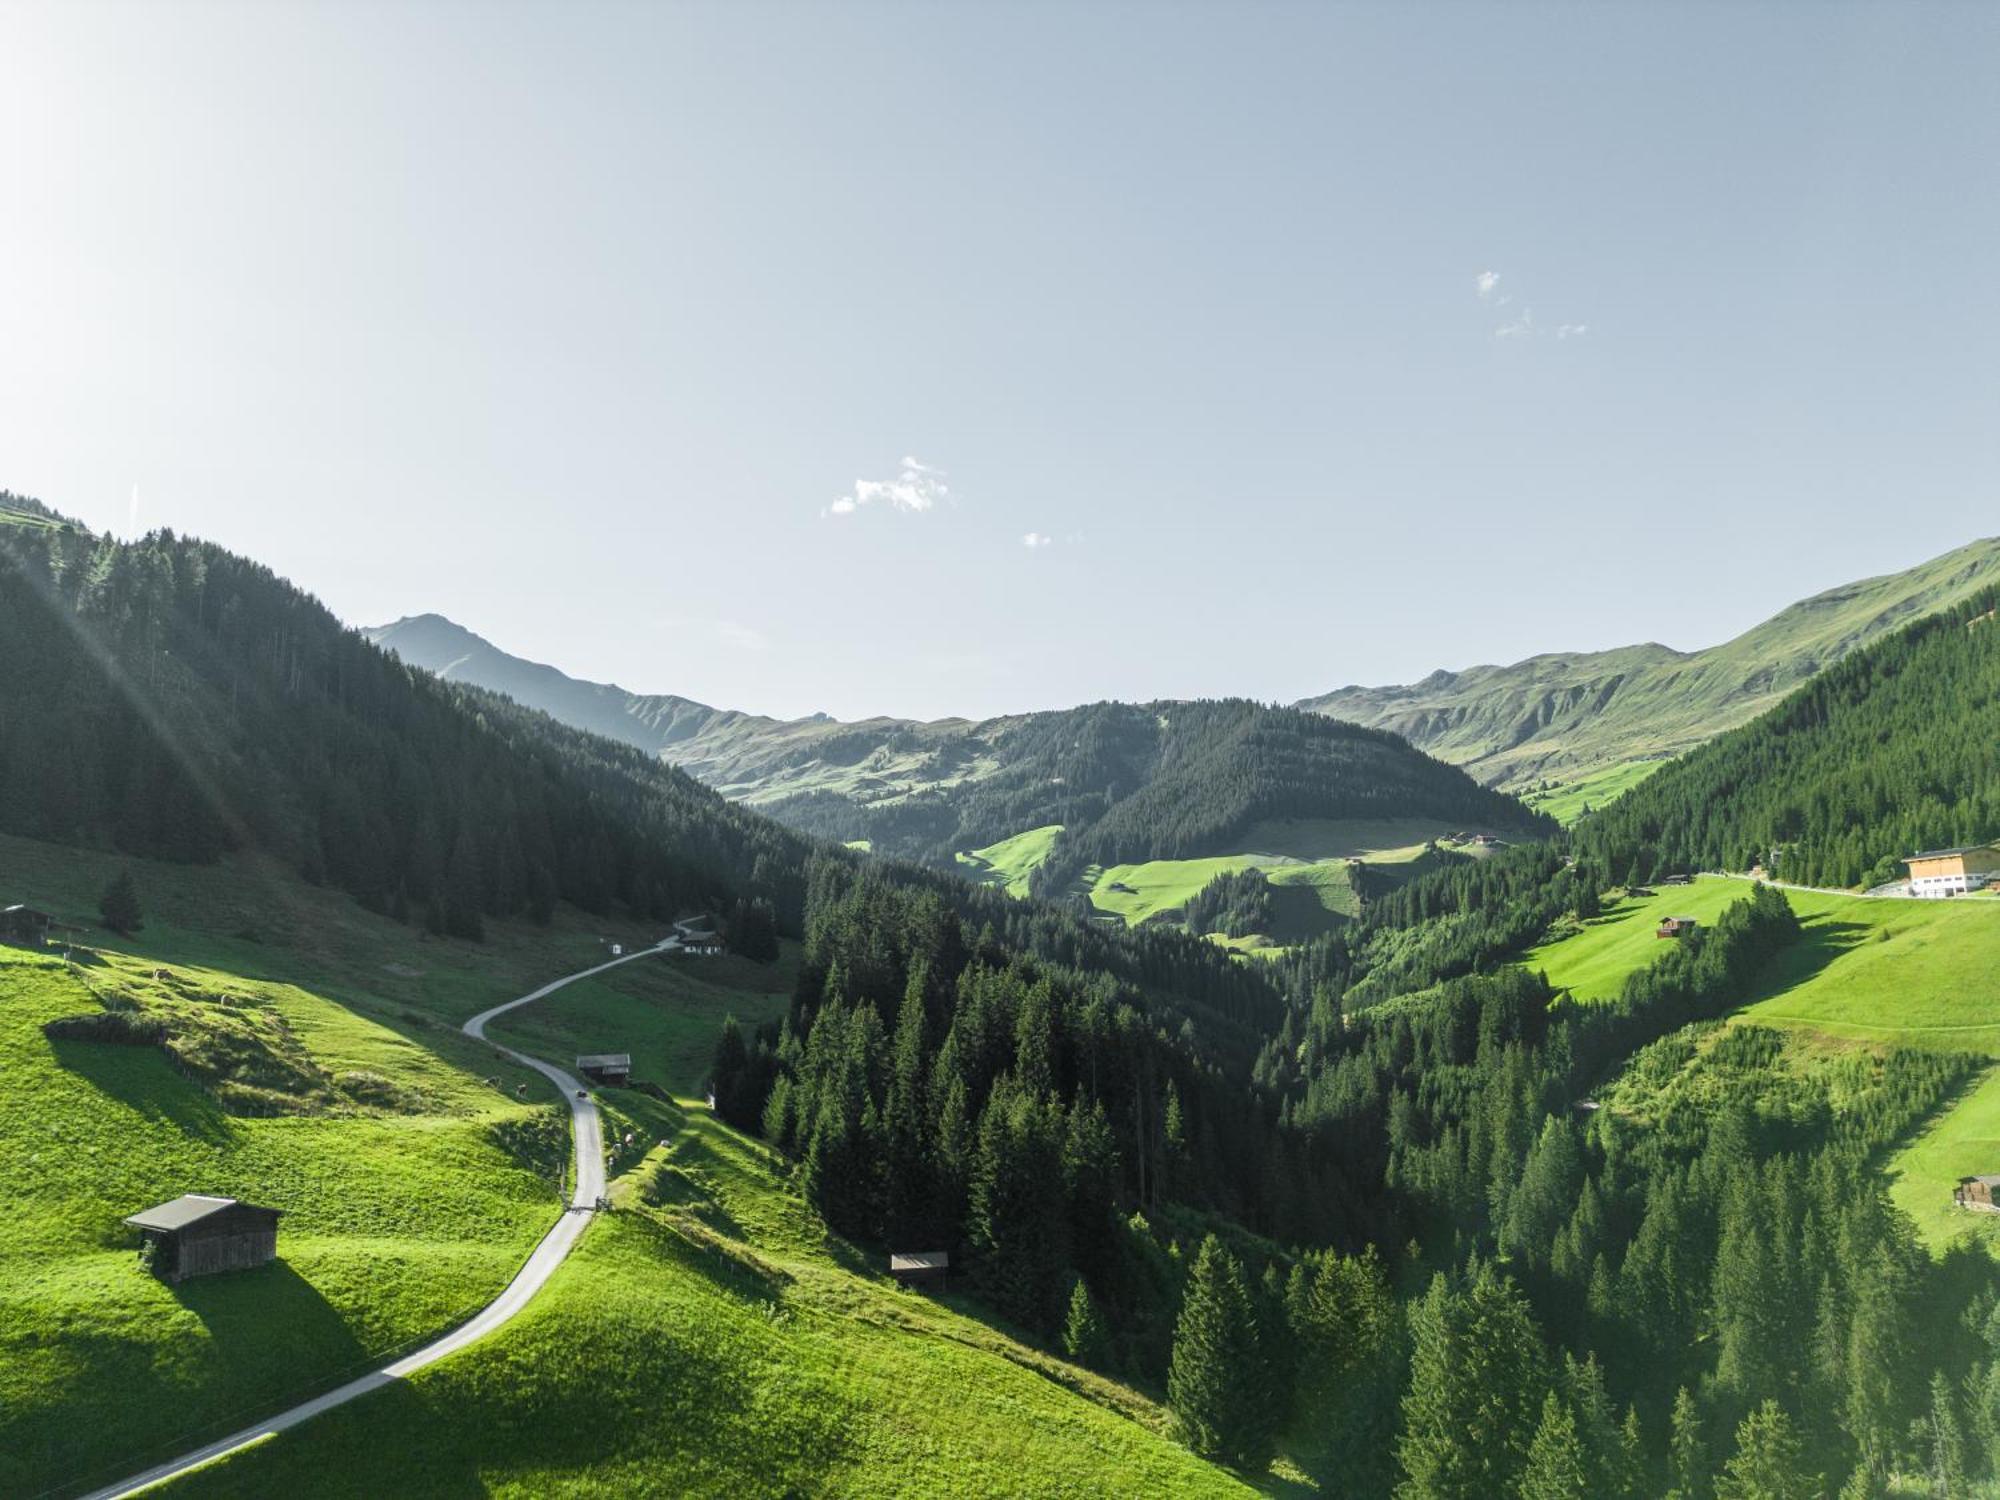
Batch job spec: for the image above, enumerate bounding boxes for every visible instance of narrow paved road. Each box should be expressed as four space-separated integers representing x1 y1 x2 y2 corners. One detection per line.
81 939 678 1500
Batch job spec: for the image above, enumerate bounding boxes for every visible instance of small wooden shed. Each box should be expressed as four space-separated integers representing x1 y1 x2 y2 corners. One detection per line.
576 1053 632 1085
1656 916 1700 940
889 1251 950 1290
1956 1175 2000 1210
125 1195 282 1282
0 905 53 947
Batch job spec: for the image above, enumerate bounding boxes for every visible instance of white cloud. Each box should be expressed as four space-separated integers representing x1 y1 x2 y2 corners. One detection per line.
1023 532 1052 549
715 620 769 652
1479 269 1592 342
826 455 951 518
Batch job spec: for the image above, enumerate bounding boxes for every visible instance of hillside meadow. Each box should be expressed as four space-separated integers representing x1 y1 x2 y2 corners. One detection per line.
146 972 1268 1499
1527 875 2000 1249
0 833 783 1499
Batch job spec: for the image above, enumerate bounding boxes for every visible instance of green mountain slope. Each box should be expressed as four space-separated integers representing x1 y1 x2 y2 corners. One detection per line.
1299 535 2000 791
367 617 1550 893
1574 580 2000 889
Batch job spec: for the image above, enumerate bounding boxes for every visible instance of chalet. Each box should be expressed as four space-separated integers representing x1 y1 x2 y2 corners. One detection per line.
125 1195 282 1282
1658 873 1694 887
673 917 726 955
889 1250 949 1290
1903 846 2000 899
1956 1175 2000 1211
0 905 53 947
576 1053 632 1085
1656 916 1700 940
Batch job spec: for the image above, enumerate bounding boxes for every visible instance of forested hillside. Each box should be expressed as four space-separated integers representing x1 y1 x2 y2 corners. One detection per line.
1575 583 2000 888
370 615 1549 887
0 519 813 939
764 700 1550 890
1300 535 2000 793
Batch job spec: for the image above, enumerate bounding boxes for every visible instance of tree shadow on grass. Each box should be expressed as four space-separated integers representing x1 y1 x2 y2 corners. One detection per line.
47 1034 237 1146
1737 916 1874 1008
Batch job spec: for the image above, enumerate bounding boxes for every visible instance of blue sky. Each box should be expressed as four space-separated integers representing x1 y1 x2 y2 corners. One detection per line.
3 1 1996 720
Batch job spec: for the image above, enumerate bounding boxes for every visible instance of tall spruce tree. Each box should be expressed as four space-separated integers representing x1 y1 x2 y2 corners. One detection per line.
1519 1392 1590 1500
1168 1235 1272 1469
1715 1401 1816 1500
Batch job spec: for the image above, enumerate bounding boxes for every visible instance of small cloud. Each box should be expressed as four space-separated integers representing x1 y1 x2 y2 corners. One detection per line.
1557 323 1590 340
825 455 951 518
1495 308 1536 340
1023 532 1052 550
715 620 769 652
1476 270 1500 300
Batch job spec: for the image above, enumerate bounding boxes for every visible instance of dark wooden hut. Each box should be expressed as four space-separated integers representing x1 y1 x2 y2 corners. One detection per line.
576 1053 632 1085
889 1251 950 1290
1956 1175 2000 1210
125 1195 282 1282
0 905 53 947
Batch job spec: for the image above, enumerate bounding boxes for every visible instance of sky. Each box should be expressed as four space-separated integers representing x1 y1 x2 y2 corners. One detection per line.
3 1 1997 722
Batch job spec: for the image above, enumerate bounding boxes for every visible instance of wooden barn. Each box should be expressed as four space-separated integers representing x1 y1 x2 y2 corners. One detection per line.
1956 1175 2000 1211
576 1053 632 1085
889 1251 949 1290
0 905 53 947
125 1195 282 1282
1656 916 1700 940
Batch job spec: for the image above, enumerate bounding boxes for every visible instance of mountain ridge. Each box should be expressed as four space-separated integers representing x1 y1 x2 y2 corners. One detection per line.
1296 535 2000 788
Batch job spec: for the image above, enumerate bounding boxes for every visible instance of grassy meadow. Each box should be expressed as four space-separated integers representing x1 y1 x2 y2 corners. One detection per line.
1081 817 1495 946
955 823 1064 898
1527 875 2000 1249
158 1033 1254 1499
1515 758 1668 825
0 833 741 1499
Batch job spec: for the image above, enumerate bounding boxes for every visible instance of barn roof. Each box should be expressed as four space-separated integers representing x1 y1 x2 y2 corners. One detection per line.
1961 1175 2000 1187
1909 846 1995 862
891 1251 950 1271
2 904 52 920
576 1053 632 1069
123 1194 279 1232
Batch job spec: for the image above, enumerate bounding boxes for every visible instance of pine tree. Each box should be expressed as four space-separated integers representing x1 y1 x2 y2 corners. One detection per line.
1715 1401 1816 1500
1395 1264 1550 1500
98 868 142 934
1063 1277 1110 1369
1168 1234 1271 1468
1928 1369 1966 1500
1666 1387 1708 1500
1519 1392 1590 1500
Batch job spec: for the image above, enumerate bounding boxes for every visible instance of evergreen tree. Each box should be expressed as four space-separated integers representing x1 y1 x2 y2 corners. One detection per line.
1063 1277 1110 1369
1666 1387 1708 1500
98 868 142 934
1715 1401 1816 1500
1928 1369 1966 1500
1168 1235 1272 1469
1519 1392 1589 1500
1396 1265 1550 1500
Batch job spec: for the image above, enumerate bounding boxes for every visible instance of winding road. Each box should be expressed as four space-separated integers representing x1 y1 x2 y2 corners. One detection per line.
80 938 678 1500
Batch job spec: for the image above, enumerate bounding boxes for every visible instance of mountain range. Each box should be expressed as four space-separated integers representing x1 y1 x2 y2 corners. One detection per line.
372 535 2000 823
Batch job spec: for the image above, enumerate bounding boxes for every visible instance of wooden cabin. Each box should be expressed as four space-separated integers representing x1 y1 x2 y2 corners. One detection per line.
0 905 53 947
672 916 726 955
1956 1175 2000 1210
576 1053 632 1085
889 1251 949 1290
1656 916 1700 940
125 1195 282 1282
